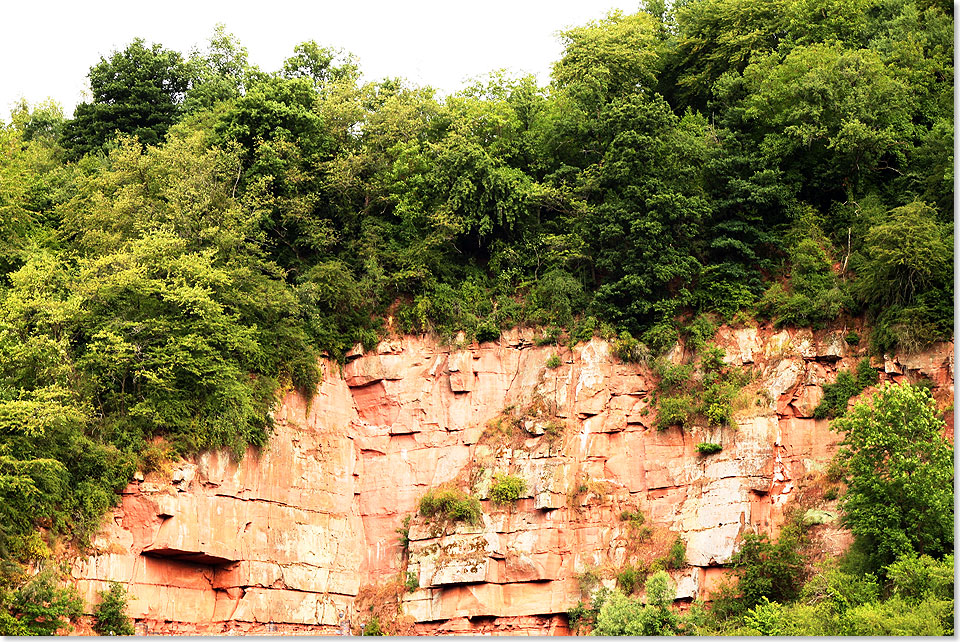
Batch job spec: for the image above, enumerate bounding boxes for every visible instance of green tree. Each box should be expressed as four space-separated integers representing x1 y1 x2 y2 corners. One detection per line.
833 383 953 574
61 39 190 159
93 582 135 635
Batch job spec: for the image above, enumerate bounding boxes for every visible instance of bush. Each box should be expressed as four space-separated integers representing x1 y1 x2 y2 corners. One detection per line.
93 582 134 636
489 474 526 505
617 563 643 595
731 525 804 609
361 616 384 636
404 571 419 593
612 331 648 363
663 536 687 569
885 554 954 603
396 515 411 551
685 314 717 351
0 570 83 636
814 360 876 419
418 488 482 524
642 322 679 355
654 361 693 393
656 395 693 430
620 508 646 529
545 354 562 369
594 573 680 635
523 269 587 328
696 442 723 455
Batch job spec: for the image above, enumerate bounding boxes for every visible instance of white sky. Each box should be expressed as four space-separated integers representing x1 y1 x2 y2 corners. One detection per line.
2 1 641 120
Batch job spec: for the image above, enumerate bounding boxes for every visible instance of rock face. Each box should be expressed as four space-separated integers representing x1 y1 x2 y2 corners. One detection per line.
70 327 954 635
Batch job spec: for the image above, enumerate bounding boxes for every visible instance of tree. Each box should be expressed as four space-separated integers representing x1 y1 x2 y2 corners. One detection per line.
729 525 805 610
833 383 953 574
93 582 135 635
60 39 190 159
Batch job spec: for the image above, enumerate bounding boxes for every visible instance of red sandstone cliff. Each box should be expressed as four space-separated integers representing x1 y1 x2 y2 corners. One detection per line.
69 325 954 635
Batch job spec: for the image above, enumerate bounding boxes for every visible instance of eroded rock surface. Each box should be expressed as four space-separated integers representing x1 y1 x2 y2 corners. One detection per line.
71 327 953 635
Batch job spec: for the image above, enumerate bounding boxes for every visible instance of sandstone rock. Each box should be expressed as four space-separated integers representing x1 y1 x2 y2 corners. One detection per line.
72 330 952 633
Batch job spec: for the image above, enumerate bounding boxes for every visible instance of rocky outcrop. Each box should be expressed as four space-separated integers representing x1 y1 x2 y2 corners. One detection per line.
70 326 954 635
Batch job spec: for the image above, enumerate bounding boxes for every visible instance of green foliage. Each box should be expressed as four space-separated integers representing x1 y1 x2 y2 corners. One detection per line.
759 229 850 328
403 571 419 593
612 331 648 363
61 39 190 159
885 554 954 603
696 442 723 455
619 508 647 531
616 563 643 595
0 570 83 636
655 394 694 431
545 354 561 369
833 383 953 574
654 361 693 393
395 515 411 552
489 474 526 505
93 582 135 636
361 616 384 636
730 525 805 610
417 487 482 524
594 572 680 636
814 359 878 419
663 536 687 570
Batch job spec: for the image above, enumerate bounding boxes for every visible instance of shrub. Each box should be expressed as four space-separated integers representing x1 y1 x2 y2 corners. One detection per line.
731 525 804 609
396 515 411 551
489 474 526 505
663 536 687 569
885 554 954 603
545 354 562 369
523 269 587 328
0 570 83 636
594 574 680 635
620 508 646 528
616 563 644 595
699 343 726 374
612 331 648 363
534 326 561 346
685 314 717 351
93 582 134 636
696 442 723 455
814 360 877 419
643 322 679 355
845 331 860 345
361 616 384 636
654 361 693 393
404 571 419 593
418 488 482 524
576 566 601 594
656 395 693 430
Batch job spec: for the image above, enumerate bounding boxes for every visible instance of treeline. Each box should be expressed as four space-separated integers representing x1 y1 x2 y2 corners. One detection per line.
0 0 953 633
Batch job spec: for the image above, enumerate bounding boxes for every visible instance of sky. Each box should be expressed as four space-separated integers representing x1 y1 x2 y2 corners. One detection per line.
2 1 641 120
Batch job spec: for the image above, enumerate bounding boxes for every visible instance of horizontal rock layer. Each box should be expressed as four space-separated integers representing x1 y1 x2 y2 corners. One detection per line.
71 325 953 634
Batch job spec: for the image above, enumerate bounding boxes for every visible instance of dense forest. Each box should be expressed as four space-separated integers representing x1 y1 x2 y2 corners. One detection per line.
0 0 953 635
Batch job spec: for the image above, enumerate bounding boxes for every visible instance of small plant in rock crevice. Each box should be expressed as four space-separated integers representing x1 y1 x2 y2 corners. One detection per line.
696 442 723 455
489 474 527 505
417 487 482 524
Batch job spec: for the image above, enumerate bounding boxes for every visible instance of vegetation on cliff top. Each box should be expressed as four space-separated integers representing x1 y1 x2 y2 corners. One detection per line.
0 0 953 632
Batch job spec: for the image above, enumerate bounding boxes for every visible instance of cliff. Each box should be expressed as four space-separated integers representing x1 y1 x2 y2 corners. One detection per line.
69 325 954 635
